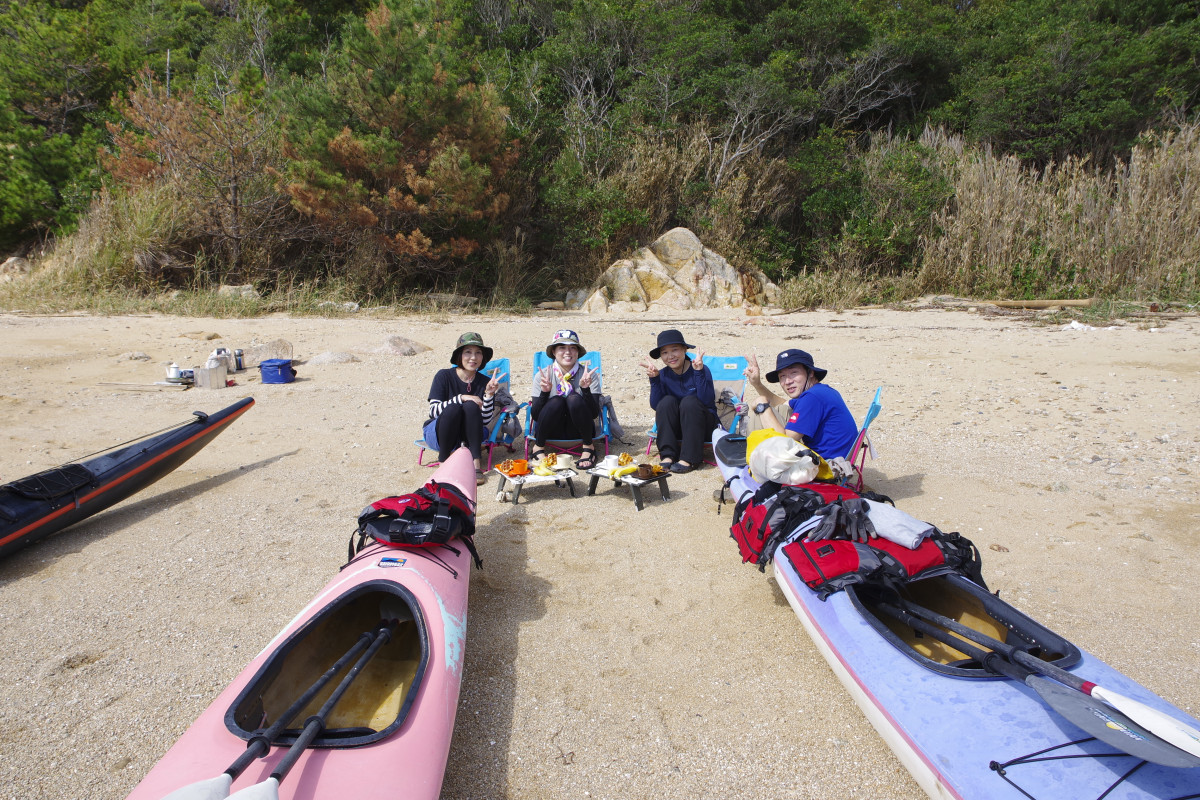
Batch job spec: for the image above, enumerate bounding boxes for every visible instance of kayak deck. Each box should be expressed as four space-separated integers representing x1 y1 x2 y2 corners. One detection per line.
775 556 1200 800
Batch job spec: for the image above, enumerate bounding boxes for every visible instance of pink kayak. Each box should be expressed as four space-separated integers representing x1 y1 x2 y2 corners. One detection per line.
125 447 478 800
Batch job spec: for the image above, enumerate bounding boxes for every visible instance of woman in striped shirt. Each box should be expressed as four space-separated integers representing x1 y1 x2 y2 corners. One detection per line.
423 332 504 484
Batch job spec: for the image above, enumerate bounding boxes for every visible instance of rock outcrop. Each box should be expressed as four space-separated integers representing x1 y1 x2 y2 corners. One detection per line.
577 228 777 313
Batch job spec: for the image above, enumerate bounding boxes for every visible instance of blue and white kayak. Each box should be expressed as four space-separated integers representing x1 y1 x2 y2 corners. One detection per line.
713 429 1200 800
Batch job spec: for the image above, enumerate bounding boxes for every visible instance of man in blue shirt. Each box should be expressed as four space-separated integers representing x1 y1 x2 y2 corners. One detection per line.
744 349 858 460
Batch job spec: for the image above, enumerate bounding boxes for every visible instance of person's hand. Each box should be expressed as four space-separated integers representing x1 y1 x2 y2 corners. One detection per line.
484 368 505 398
744 352 762 386
536 366 551 393
639 357 660 378
693 350 705 371
579 365 598 389
460 394 484 407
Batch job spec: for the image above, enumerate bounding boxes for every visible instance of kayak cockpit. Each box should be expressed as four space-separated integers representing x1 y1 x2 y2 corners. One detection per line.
225 581 428 747
848 574 1080 679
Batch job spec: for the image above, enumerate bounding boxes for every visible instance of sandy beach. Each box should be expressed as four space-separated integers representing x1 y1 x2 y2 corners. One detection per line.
0 305 1197 800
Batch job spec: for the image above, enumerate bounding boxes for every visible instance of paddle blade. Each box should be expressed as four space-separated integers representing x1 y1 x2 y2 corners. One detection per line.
226 776 279 800
160 774 232 800
1090 685 1200 762
1028 676 1200 768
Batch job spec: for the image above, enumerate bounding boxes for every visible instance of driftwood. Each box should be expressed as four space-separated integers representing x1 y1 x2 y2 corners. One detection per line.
989 299 1095 309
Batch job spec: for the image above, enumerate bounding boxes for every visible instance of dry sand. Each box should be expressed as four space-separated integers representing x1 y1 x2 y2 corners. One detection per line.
0 306 1197 800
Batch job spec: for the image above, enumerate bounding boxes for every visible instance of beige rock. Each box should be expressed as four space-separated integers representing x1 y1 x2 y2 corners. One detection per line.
217 284 260 299
582 228 777 313
648 228 703 267
376 335 431 356
1 256 32 275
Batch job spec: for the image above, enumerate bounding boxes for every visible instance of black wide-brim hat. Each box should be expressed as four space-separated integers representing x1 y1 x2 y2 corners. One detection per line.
451 331 494 367
649 329 696 360
765 349 827 383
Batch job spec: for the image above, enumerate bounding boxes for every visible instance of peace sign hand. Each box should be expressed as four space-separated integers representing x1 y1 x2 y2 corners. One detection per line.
693 350 706 371
744 352 762 386
485 368 506 398
639 357 660 379
579 366 598 389
536 366 552 393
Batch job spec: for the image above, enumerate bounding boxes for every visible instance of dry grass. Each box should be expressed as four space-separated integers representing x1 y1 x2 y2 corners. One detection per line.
915 124 1200 300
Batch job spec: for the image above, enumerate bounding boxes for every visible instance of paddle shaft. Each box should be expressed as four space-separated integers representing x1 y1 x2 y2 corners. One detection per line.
268 621 397 784
897 601 1097 692
224 630 377 780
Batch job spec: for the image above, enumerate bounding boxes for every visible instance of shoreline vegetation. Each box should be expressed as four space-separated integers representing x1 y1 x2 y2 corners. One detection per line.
4 1 1198 312
5 123 1197 317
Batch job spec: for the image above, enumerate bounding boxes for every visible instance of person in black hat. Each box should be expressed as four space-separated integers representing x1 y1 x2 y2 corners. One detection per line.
530 329 601 468
743 349 857 459
423 332 505 484
639 329 718 473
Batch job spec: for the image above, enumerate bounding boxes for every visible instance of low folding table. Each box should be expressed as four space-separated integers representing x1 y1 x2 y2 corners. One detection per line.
493 469 577 504
585 468 671 511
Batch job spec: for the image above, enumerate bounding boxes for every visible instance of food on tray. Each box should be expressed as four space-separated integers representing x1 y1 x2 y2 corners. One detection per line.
497 459 531 476
542 452 557 467
617 452 634 466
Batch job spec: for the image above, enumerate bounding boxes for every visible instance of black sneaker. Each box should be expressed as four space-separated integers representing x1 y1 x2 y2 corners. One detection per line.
669 462 692 474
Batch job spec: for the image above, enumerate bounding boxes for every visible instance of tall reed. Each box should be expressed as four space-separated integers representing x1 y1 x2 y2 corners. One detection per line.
916 123 1200 300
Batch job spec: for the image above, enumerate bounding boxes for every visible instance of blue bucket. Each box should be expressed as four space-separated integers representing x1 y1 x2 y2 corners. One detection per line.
260 358 296 384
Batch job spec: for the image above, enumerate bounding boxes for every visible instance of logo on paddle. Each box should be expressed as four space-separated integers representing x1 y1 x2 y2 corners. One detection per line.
1091 708 1148 741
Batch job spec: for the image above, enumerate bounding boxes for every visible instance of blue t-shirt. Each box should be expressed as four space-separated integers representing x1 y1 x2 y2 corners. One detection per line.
785 383 858 459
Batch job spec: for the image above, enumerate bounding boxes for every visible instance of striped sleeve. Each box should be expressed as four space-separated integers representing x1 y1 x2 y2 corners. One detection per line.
481 393 496 425
428 395 460 419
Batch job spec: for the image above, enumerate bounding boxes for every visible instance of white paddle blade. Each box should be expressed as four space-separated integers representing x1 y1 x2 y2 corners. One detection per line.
1091 686 1200 761
226 776 280 800
160 773 232 800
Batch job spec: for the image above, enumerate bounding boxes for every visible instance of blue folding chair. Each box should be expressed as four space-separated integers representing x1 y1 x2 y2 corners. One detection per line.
845 386 882 490
645 355 748 465
416 357 520 468
522 350 610 460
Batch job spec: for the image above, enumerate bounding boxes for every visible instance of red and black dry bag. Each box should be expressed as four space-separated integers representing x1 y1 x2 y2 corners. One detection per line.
780 528 984 600
729 481 863 571
349 480 481 568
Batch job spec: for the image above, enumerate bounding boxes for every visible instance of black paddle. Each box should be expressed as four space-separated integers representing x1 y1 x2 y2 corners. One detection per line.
895 600 1200 764
224 619 400 800
875 602 1200 768
159 631 379 800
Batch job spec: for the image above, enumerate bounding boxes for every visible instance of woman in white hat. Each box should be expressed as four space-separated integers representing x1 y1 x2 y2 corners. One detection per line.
423 332 505 484
530 329 600 469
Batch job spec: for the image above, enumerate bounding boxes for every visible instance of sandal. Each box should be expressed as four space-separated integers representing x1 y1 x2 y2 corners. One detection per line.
576 447 596 470
475 469 488 486
530 445 547 462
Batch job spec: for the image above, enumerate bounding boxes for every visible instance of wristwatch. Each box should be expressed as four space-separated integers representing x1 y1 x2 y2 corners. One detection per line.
754 402 771 415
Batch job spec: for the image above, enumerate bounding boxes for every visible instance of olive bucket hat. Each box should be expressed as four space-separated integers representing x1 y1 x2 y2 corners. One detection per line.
451 332 494 367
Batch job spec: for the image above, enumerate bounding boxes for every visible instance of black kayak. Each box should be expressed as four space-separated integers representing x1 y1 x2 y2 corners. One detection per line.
0 397 254 559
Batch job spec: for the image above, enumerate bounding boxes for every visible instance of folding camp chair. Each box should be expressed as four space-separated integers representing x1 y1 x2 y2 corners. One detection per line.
523 350 611 461
416 357 521 468
845 386 882 490
645 355 748 465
